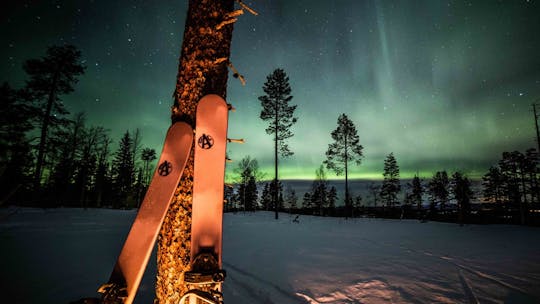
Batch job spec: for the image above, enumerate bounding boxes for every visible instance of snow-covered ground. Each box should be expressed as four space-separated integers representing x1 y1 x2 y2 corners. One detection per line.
1 208 539 304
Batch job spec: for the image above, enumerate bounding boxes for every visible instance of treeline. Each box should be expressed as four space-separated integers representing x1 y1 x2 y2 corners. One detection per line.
225 149 540 226
1 44 158 208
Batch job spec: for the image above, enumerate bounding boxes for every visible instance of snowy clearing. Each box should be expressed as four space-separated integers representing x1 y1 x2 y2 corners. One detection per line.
1 208 539 304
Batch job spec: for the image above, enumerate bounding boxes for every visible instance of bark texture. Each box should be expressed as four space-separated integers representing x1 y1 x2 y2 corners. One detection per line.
156 0 234 303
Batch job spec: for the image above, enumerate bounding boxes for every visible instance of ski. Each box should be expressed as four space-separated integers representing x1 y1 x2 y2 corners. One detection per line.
180 95 229 304
99 122 193 304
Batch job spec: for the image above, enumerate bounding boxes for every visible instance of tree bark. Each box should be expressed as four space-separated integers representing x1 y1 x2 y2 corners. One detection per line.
274 96 279 219
156 0 235 303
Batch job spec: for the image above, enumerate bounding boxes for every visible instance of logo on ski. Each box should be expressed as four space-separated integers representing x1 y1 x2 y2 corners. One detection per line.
197 134 214 149
158 160 173 176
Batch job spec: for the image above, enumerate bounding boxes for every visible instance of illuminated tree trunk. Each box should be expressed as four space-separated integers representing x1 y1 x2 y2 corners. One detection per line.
156 0 234 303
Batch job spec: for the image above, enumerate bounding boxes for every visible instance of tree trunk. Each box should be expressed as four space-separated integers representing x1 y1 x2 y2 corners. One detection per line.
156 0 234 303
344 134 349 219
33 76 57 191
274 97 279 220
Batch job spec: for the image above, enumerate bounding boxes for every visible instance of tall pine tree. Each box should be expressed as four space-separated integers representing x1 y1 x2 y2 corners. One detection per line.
23 45 85 190
259 68 298 219
324 114 364 218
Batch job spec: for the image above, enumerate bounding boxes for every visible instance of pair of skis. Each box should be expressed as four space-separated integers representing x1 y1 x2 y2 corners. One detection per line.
99 95 229 304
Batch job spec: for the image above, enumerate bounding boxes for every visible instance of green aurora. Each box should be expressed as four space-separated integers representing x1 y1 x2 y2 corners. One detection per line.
2 1 539 181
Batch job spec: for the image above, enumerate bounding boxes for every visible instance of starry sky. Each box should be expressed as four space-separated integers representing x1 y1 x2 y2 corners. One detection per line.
2 0 540 181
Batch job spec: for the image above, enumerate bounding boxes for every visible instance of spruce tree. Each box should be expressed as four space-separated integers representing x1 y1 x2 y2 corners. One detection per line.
380 152 401 208
324 114 364 218
259 68 298 219
113 131 134 208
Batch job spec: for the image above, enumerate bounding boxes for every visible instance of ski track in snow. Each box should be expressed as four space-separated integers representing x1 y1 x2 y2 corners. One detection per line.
458 269 479 304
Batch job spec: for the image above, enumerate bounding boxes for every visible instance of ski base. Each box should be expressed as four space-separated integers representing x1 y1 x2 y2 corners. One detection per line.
98 122 193 304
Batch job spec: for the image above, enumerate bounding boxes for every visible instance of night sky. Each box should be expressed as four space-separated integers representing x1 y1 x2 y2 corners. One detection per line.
2 0 540 180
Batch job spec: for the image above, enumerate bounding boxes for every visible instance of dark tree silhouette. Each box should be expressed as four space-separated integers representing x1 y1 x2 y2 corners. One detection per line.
113 131 135 208
428 171 450 215
234 156 262 211
285 186 298 212
260 182 272 211
451 172 474 225
380 152 401 208
0 83 35 202
523 148 539 205
409 175 424 215
327 186 337 215
368 182 380 207
269 180 284 211
302 191 312 212
324 113 363 218
482 166 505 204
310 165 328 216
23 45 85 190
141 147 157 185
259 68 298 219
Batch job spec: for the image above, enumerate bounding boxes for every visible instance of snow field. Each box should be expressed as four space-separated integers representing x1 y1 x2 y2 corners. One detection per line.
1 208 539 304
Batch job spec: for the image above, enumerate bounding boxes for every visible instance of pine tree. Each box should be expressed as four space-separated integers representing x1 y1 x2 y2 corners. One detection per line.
482 166 505 204
260 182 272 211
327 186 337 215
311 165 328 215
428 171 450 215
95 132 112 208
0 83 35 202
223 185 236 212
380 152 401 208
238 175 258 211
159 0 241 298
269 180 284 211
113 131 134 208
451 172 474 225
368 182 380 207
409 175 424 215
324 114 364 218
23 45 85 190
523 149 539 204
141 147 157 186
302 191 312 213
48 113 85 206
259 68 298 219
234 156 262 211
285 186 298 212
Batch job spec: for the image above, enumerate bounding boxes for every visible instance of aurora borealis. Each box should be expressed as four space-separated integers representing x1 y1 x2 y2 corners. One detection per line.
2 0 539 180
